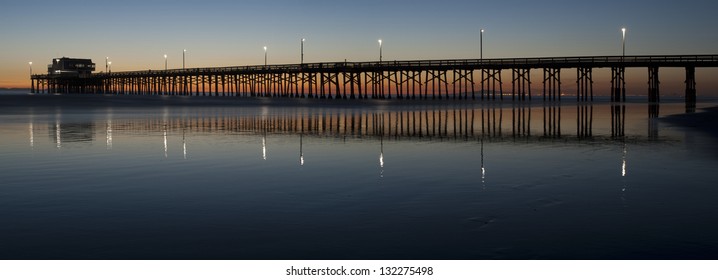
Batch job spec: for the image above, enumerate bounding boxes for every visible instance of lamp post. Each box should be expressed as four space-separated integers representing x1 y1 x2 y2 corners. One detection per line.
378 39 383 62
301 38 305 64
480 29 484 60
264 46 267 66
183 49 186 69
29 62 32 76
105 57 109 73
164 54 167 70
108 61 112 73
621 27 626 57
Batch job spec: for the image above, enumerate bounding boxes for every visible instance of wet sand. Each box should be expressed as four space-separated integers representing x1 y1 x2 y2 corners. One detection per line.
661 106 718 138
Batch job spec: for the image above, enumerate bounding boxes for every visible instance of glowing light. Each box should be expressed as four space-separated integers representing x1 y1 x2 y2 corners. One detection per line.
378 39 383 62
621 27 627 56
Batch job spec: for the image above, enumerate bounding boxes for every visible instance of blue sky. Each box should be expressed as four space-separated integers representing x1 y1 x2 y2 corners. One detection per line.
2 0 717 91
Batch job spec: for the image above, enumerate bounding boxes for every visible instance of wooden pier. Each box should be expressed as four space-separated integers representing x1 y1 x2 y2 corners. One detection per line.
31 55 718 102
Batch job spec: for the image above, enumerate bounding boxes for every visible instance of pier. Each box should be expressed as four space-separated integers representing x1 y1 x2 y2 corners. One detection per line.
30 55 718 103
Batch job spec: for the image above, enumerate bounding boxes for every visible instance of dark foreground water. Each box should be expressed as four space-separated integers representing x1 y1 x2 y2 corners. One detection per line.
1 96 717 259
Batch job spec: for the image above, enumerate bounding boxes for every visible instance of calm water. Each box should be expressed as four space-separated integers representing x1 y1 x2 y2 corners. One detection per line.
1 96 717 259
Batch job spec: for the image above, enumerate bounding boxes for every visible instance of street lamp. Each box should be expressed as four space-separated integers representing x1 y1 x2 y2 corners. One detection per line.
301 38 305 64
183 49 186 69
378 39 383 62
29 62 32 75
264 46 267 66
621 27 626 57
108 61 112 73
164 54 168 70
480 29 484 60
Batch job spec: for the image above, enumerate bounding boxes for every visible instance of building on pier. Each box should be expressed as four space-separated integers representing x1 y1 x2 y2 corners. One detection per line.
47 57 95 77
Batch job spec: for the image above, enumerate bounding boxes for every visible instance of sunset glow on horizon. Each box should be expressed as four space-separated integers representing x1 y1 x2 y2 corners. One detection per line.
2 0 718 94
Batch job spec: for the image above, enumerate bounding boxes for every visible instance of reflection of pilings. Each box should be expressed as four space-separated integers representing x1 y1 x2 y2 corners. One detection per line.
542 103 561 138
512 103 530 138
577 104 593 139
90 104 682 146
685 66 697 113
482 104 503 138
648 66 660 103
648 104 659 140
611 105 626 138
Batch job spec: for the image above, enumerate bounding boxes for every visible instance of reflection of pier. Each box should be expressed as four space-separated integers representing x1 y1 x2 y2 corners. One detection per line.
611 105 625 138
31 55 718 104
48 119 95 147
85 104 671 144
30 104 678 153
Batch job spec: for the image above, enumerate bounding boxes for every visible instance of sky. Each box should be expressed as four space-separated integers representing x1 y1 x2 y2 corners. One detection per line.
1 0 717 94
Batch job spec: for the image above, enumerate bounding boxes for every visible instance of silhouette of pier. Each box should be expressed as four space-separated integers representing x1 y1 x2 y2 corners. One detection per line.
31 55 718 103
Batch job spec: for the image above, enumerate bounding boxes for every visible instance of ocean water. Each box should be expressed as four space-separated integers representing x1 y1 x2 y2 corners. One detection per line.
1 94 717 259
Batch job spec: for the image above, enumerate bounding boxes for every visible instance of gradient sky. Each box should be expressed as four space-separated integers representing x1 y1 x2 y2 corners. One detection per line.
2 0 717 94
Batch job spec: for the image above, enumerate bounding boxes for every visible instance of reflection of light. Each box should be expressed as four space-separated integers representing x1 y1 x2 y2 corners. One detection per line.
55 121 61 149
183 131 187 160
481 136 486 188
163 129 168 158
106 119 113 149
163 109 168 158
29 122 34 148
262 136 267 160
299 134 304 166
621 144 627 177
379 137 384 177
